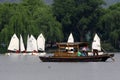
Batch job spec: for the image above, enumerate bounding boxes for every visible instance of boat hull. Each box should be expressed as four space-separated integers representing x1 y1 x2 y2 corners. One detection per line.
39 54 114 62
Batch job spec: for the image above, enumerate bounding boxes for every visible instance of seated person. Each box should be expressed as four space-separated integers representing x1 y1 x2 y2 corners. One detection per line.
77 51 86 56
82 46 88 56
77 51 82 56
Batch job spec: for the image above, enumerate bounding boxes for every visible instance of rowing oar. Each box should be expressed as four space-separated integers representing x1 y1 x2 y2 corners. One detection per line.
101 47 115 61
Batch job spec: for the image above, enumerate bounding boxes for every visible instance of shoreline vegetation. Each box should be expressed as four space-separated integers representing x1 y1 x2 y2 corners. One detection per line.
0 0 120 54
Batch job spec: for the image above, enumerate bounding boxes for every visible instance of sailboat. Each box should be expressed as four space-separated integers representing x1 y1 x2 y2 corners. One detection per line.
26 35 38 55
30 35 38 52
66 33 74 53
88 33 103 56
8 33 19 52
37 33 46 56
92 33 101 51
7 34 26 55
37 33 45 51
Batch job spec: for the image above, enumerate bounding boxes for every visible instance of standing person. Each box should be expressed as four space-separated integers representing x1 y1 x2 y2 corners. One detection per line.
92 41 99 56
93 49 98 56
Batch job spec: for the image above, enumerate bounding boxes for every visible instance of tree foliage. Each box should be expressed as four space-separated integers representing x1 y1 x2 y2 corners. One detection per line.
99 2 120 49
53 0 105 41
0 0 63 53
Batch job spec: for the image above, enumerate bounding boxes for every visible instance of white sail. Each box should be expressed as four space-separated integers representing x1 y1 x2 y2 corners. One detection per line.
20 34 25 52
30 35 38 52
37 33 45 51
67 33 74 43
26 35 32 52
92 33 101 51
26 35 38 53
8 34 19 51
66 33 74 50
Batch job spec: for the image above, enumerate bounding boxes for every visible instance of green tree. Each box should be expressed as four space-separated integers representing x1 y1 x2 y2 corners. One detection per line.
0 3 12 32
99 2 120 50
21 0 63 41
53 0 105 41
0 0 63 53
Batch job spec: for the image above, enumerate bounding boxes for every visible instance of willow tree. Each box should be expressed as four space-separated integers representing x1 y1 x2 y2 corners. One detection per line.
21 0 63 41
0 0 63 53
99 2 120 50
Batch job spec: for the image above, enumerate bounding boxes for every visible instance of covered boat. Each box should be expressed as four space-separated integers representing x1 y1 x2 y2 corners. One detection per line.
39 42 114 62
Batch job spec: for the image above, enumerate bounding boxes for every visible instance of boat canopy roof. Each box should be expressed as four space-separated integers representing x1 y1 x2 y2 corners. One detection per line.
56 42 88 48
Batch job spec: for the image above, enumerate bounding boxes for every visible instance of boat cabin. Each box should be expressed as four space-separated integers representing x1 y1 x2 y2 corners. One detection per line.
54 42 88 57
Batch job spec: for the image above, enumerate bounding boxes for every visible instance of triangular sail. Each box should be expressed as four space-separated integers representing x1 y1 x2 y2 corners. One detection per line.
67 33 74 43
26 35 32 52
26 35 38 52
66 33 74 50
8 33 19 51
30 35 38 52
20 34 25 52
37 33 45 51
92 33 101 51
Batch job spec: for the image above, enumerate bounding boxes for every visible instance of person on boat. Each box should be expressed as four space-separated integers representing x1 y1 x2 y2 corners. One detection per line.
77 51 82 56
82 46 88 56
93 49 98 56
92 41 99 56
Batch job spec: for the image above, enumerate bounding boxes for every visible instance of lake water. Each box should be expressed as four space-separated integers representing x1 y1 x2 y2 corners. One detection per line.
0 53 119 80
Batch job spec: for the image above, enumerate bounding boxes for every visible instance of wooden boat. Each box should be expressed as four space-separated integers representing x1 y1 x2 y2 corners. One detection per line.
39 42 114 62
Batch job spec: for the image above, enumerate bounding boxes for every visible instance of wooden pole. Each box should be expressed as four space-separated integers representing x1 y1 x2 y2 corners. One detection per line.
101 47 115 61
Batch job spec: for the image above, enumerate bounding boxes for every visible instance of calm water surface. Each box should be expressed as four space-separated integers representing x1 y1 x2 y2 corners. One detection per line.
0 53 120 80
